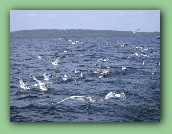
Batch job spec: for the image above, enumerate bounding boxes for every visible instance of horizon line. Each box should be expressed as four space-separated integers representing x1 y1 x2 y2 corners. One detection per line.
10 28 160 33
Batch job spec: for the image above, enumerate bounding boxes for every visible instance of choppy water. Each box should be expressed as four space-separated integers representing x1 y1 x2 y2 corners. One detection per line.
10 34 160 122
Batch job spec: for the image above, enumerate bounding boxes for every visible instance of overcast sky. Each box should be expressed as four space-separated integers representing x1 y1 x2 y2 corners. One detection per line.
10 10 160 32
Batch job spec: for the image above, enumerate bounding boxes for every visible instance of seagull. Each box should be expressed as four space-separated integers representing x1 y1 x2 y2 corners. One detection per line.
63 38 80 45
57 95 97 104
54 50 69 57
128 53 140 58
135 53 139 56
135 46 143 49
99 75 104 78
90 69 100 74
121 43 128 47
102 91 126 100
74 70 80 74
31 75 51 91
142 61 145 65
80 73 83 77
141 53 149 57
57 92 126 105
60 74 76 81
51 55 66 68
19 78 30 90
61 74 68 81
37 55 43 60
101 68 110 75
122 66 126 71
99 68 110 78
37 55 48 61
95 58 109 66
157 62 160 66
43 72 51 81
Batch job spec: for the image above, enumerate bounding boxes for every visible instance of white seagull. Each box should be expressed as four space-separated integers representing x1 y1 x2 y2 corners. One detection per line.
57 95 97 104
101 67 110 75
142 61 145 65
31 75 50 91
74 70 80 74
95 58 110 66
51 55 65 68
103 91 126 100
99 66 110 78
43 72 51 81
90 69 100 74
63 38 80 45
60 74 76 81
122 66 127 71
19 78 30 90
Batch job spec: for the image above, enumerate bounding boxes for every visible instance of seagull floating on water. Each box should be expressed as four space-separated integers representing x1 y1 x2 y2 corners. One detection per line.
142 61 145 65
90 69 100 74
60 74 76 81
63 38 80 45
103 91 126 100
101 68 110 75
141 53 149 57
97 67 110 78
157 62 160 66
121 43 128 47
74 70 80 74
122 66 126 71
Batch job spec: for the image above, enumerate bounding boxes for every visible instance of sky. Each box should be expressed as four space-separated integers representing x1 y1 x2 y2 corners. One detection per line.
10 10 160 32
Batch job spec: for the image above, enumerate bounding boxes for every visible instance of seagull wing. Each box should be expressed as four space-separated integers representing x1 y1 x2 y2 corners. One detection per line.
43 72 47 77
19 79 25 86
95 59 102 66
57 97 70 104
32 76 42 84
69 96 87 101
54 55 66 64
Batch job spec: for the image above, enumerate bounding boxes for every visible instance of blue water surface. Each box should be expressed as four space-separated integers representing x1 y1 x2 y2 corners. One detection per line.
10 33 160 122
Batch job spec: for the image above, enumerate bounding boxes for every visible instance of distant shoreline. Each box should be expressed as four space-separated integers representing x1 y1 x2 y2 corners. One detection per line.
10 29 160 39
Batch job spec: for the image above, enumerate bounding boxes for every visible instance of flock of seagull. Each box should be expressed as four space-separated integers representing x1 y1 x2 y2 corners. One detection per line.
18 36 160 105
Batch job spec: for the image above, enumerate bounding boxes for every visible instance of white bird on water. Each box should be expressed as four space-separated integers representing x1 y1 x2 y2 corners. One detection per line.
19 78 30 90
60 74 76 81
56 92 126 105
31 75 50 91
101 68 110 75
99 67 110 78
57 95 97 104
74 70 80 74
37 55 45 60
142 61 145 65
63 38 80 45
103 92 126 100
122 66 126 71
90 69 100 74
